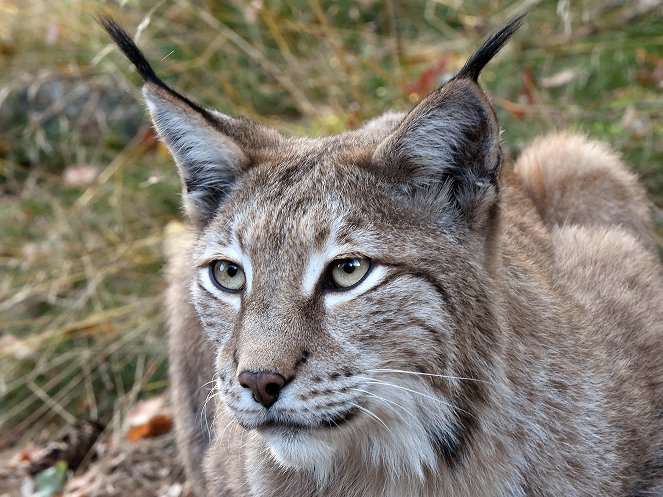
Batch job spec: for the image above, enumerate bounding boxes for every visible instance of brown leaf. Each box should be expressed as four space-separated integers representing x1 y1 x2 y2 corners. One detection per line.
636 48 663 89
126 415 173 443
521 67 538 106
126 396 165 427
0 42 15 56
405 55 451 97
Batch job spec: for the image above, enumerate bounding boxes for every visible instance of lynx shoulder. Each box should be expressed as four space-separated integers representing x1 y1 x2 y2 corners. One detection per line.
102 14 663 497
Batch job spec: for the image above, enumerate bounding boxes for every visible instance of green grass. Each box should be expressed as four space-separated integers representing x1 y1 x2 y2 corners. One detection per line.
1 0 662 447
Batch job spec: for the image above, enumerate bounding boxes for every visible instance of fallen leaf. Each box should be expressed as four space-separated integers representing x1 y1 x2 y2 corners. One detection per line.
32 461 68 497
521 67 538 106
405 55 451 97
0 42 15 56
635 48 663 89
62 165 98 189
126 396 165 427
540 68 576 88
126 414 173 443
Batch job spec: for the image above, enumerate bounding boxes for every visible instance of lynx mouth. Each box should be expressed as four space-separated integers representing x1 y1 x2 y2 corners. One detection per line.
255 406 360 432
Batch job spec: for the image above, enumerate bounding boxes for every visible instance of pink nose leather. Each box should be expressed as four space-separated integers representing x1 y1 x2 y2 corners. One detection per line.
237 371 286 408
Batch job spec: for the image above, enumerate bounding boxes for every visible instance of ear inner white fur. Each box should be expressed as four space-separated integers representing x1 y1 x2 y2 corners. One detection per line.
372 80 501 229
143 84 249 228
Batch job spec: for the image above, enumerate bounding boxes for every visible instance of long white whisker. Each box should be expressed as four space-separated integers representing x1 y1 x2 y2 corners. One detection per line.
197 378 219 391
351 388 416 418
199 381 220 438
368 368 494 385
200 388 218 419
355 376 473 418
348 402 391 433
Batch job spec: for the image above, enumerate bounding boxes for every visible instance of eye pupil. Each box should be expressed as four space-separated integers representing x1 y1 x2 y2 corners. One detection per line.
342 261 357 274
227 264 238 277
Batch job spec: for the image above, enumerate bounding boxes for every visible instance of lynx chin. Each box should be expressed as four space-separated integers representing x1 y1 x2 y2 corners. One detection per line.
102 13 663 497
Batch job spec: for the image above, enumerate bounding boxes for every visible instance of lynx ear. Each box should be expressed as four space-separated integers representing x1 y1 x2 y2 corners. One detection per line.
100 16 275 228
373 14 524 230
141 84 249 227
373 79 501 229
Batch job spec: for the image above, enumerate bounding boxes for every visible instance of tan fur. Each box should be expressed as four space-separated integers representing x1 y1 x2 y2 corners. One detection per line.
101 15 663 497
165 132 663 497
514 132 657 252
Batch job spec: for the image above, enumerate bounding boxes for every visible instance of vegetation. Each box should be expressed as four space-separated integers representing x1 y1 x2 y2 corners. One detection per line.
1 0 662 452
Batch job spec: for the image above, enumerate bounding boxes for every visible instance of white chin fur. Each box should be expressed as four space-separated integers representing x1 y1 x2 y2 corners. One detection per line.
259 427 340 483
255 379 448 486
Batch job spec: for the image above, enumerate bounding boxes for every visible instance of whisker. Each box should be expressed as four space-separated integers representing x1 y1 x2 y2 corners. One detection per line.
197 378 219 391
368 368 494 385
200 387 218 418
220 415 238 453
355 376 473 419
199 380 220 438
351 388 416 418
348 401 391 433
256 436 272 468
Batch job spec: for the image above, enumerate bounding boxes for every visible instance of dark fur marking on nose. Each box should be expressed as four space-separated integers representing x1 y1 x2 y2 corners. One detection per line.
294 350 310 371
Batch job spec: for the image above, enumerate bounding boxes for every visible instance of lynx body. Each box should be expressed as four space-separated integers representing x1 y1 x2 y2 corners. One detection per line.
102 16 663 497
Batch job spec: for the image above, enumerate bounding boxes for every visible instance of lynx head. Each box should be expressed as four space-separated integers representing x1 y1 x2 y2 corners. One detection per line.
103 14 523 484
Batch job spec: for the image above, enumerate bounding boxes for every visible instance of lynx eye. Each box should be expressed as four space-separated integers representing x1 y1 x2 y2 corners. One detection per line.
210 260 245 292
329 257 371 290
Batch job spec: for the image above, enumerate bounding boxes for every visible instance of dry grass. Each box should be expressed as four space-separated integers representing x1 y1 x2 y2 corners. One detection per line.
1 0 662 489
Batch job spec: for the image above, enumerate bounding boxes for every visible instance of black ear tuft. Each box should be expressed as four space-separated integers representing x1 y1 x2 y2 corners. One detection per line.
99 15 253 228
99 15 213 119
98 15 161 85
456 12 527 82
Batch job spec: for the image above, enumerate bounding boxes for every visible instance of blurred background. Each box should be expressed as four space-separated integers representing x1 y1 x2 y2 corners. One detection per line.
1 0 662 494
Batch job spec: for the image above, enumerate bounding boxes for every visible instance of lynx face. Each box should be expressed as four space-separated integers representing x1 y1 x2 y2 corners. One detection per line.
100 13 519 482
187 146 498 478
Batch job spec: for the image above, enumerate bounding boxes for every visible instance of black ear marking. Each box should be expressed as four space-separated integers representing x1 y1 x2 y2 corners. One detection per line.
98 16 160 84
98 15 216 121
99 15 251 229
456 12 527 82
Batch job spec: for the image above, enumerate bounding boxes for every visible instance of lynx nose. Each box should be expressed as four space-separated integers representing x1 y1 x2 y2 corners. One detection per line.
237 371 286 408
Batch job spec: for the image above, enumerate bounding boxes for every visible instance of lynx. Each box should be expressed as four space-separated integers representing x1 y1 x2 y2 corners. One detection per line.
102 14 663 497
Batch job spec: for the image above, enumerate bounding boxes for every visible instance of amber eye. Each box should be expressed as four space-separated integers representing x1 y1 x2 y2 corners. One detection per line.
329 257 371 289
210 260 246 292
